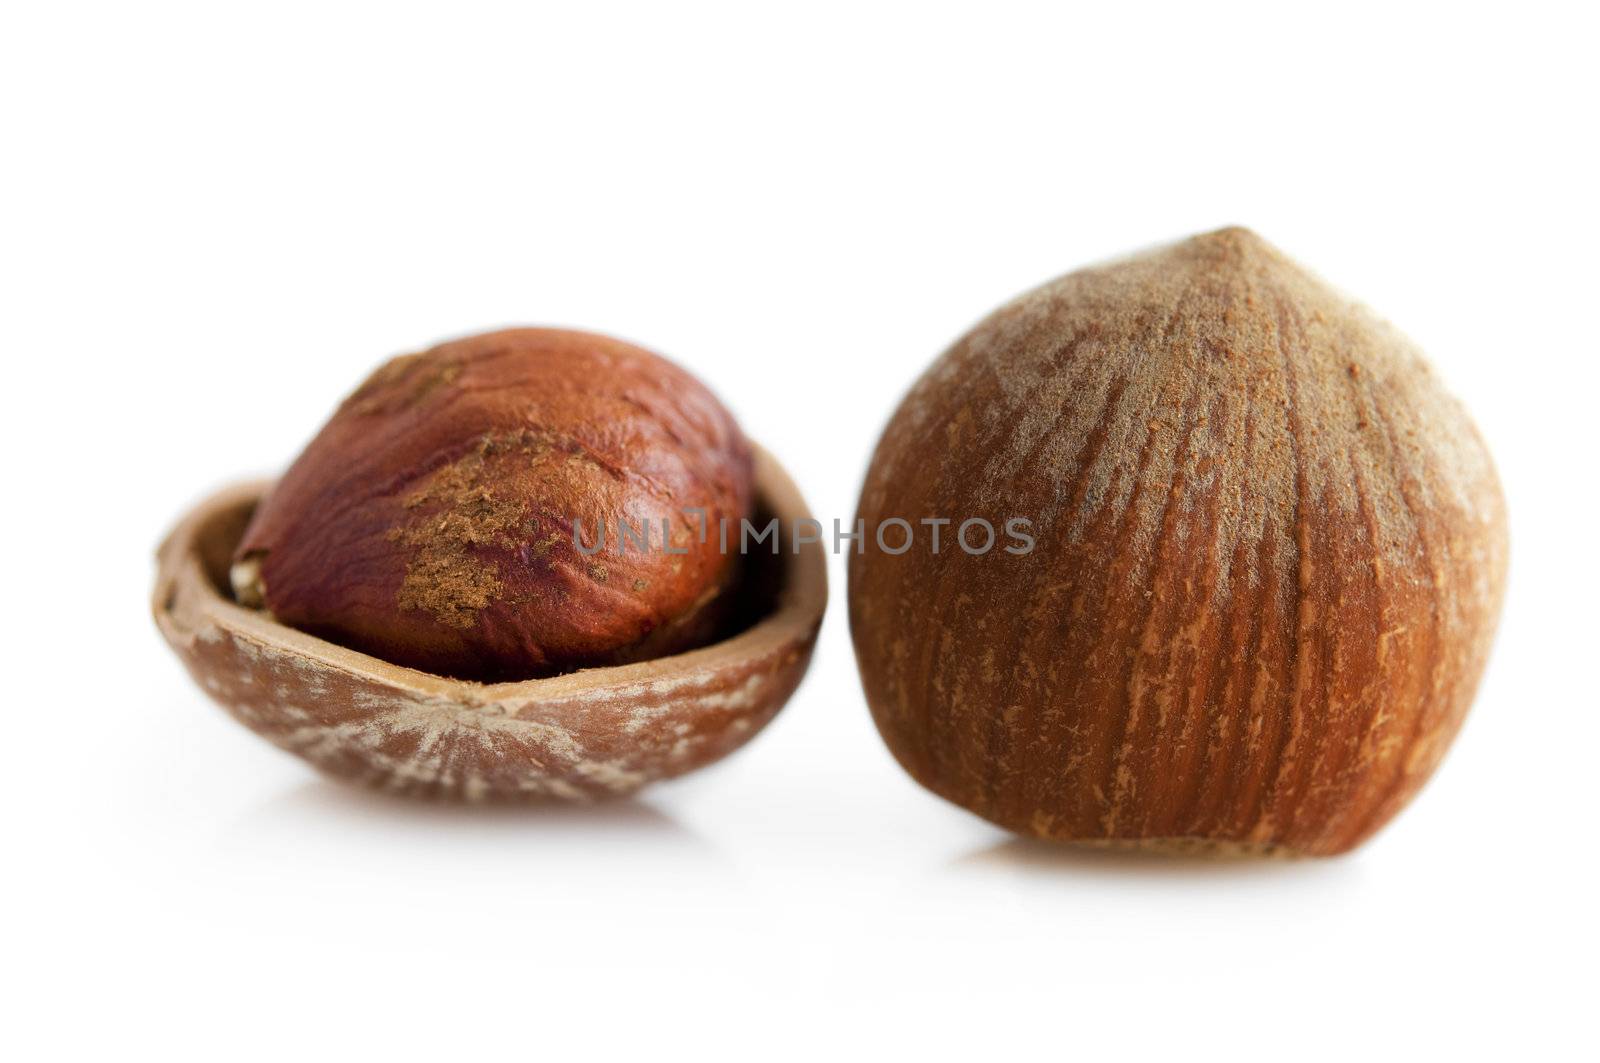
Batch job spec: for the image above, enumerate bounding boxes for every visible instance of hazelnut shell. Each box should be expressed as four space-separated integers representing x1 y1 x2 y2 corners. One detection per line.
849 228 1508 856
154 447 825 801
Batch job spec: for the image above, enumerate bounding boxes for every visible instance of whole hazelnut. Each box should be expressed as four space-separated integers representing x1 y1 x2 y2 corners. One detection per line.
233 327 753 681
849 229 1507 855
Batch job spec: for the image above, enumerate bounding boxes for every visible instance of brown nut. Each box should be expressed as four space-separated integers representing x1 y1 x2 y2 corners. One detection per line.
154 447 825 800
849 228 1507 856
233 327 754 682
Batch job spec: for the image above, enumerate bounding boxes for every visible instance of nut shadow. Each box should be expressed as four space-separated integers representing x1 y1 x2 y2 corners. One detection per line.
954 835 1362 882
230 775 714 850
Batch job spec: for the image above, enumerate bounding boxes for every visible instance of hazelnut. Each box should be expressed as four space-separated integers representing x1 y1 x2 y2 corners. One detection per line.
154 329 825 800
234 327 753 681
849 228 1507 855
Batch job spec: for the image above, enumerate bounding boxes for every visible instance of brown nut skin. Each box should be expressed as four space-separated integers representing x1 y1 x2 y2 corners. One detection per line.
154 448 825 801
233 327 753 682
849 228 1508 856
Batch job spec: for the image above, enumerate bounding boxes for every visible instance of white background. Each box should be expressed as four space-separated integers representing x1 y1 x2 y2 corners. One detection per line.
5 2 1596 1059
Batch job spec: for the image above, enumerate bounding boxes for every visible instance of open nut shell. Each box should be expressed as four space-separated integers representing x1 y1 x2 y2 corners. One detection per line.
153 446 826 801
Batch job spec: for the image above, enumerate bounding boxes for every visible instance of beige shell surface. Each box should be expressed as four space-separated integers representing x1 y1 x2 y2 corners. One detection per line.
153 447 826 801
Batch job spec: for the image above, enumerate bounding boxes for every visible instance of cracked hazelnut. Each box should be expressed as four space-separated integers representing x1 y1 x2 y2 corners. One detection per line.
154 329 825 800
849 228 1507 855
